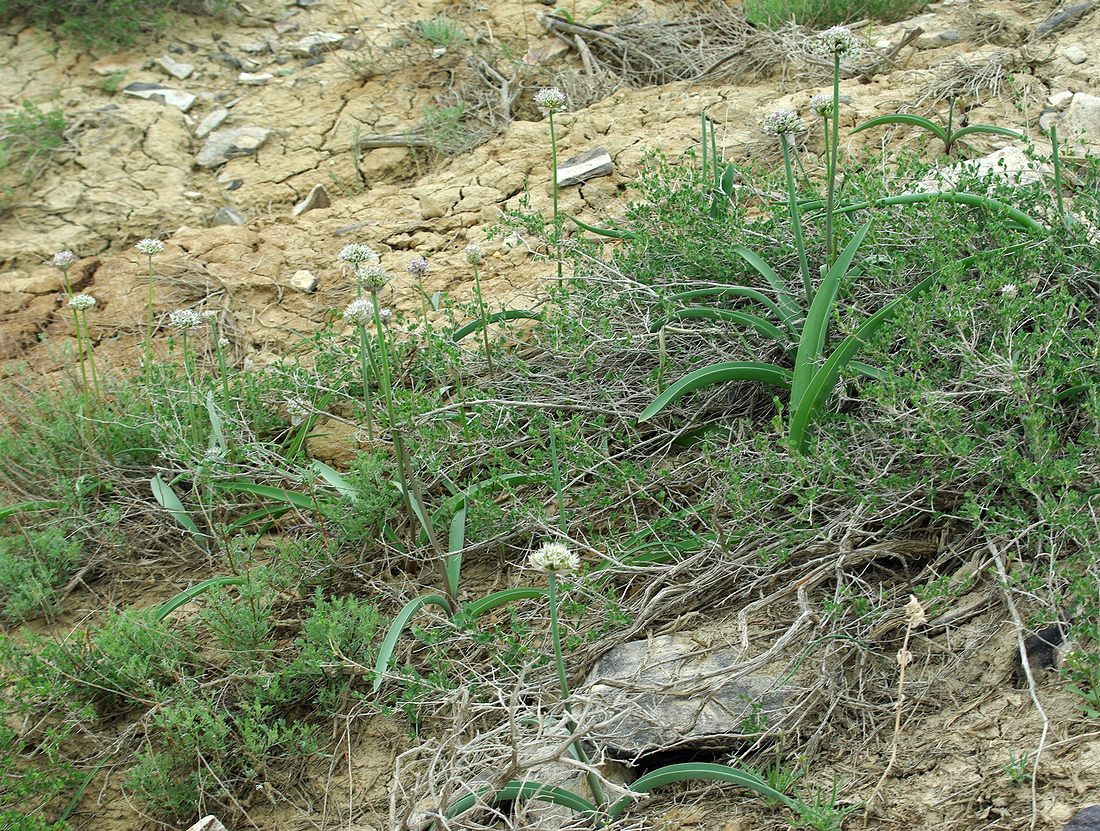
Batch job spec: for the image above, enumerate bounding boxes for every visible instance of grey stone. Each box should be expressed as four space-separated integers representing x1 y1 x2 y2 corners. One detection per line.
123 82 196 112
1035 2 1095 37
274 19 300 34
291 183 330 216
579 634 791 759
214 207 246 226
1064 46 1089 65
1059 92 1100 148
1064 806 1100 831
240 39 273 53
195 125 272 168
916 29 962 49
237 72 274 85
195 107 229 139
289 269 318 292
291 31 345 56
155 54 195 80
186 816 228 831
1050 90 1075 109
556 147 614 187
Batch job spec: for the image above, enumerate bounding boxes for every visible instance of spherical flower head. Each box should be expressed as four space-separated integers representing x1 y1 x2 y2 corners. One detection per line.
1000 283 1018 299
68 293 96 311
809 93 834 117
464 243 483 265
534 87 567 115
218 336 230 347
815 26 860 60
285 398 310 425
356 264 390 293
762 109 806 138
52 251 76 269
528 541 579 574
406 256 430 277
135 238 165 256
379 307 392 322
338 243 378 266
201 310 219 323
168 308 204 332
343 298 374 327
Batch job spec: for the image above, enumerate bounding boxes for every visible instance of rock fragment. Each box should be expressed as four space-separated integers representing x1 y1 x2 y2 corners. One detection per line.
186 817 228 831
291 183 331 216
1064 807 1100 831
195 126 272 168
195 107 229 139
123 82 196 112
1064 45 1088 65
291 32 344 56
155 54 195 80
238 72 274 85
1035 2 1095 37
1058 92 1100 148
556 147 614 187
290 270 318 292
214 207 247 226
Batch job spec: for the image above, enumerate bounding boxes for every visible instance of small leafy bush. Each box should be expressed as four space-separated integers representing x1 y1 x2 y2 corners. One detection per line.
0 0 227 48
744 0 929 27
0 527 82 621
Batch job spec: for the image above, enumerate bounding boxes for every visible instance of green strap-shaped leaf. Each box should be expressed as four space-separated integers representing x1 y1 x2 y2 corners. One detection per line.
791 222 872 411
447 780 599 819
638 361 792 423
215 481 317 510
462 587 548 619
390 480 434 543
445 504 466 601
0 499 63 523
798 191 1045 235
569 215 636 239
224 504 293 534
205 392 226 456
733 245 802 325
436 473 543 523
452 310 543 343
847 360 887 381
666 286 794 332
651 307 789 343
154 576 246 621
951 124 1026 143
720 160 738 198
372 593 453 692
850 113 949 145
310 460 358 501
151 475 207 540
608 762 795 819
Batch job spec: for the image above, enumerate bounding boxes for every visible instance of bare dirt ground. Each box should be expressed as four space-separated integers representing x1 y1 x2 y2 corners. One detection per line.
1 0 1098 829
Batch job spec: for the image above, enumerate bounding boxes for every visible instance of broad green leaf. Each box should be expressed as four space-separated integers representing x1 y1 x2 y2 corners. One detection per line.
445 505 466 600
850 113 949 145
447 780 599 819
608 762 795 819
372 593 453 692
151 475 206 540
650 308 788 343
154 576 246 621
215 480 317 510
951 124 1026 143
310 460 358 501
0 499 62 523
205 392 226 456
799 191 1045 235
462 587 548 619
452 309 543 343
733 245 801 324
666 286 793 331
638 361 792 423
224 504 292 534
569 215 635 239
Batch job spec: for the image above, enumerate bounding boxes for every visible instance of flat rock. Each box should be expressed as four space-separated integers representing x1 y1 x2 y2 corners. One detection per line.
214 207 247 226
238 72 274 85
291 31 344 56
195 125 272 168
274 19 300 34
156 54 195 80
186 818 227 831
1064 45 1088 65
919 144 1048 190
123 82 196 112
579 634 791 759
195 107 229 139
291 183 330 216
1059 92 1100 148
290 269 318 292
1050 90 1075 109
1065 807 1100 831
556 147 614 187
1035 2 1095 37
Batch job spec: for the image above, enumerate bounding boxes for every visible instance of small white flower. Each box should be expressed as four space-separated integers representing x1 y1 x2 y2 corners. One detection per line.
338 243 378 266
355 264 390 293
809 93 834 117
464 243 483 265
904 595 926 627
285 398 310 425
52 251 76 268
68 293 96 311
135 238 165 256
379 307 392 321
406 256 430 277
534 87 567 115
1001 283 1018 299
815 26 861 60
528 541 579 574
343 298 374 327
762 109 806 137
218 336 230 347
243 357 257 372
201 310 219 323
168 308 204 332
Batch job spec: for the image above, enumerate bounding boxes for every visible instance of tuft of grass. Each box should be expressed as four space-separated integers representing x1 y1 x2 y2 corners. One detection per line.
744 0 929 27
412 15 464 48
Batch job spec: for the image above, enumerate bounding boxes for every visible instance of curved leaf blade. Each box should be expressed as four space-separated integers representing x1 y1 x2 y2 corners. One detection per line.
651 307 788 343
372 593 453 692
733 245 800 324
850 113 948 145
154 576 246 621
638 361 792 423
452 310 543 343
151 475 207 539
447 780 599 819
608 762 795 820
462 587 547 619
951 124 1026 142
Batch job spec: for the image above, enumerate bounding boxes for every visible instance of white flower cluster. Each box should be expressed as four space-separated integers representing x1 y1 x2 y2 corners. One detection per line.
201 310 219 323
464 243 483 265
762 109 806 137
1001 284 1018 299
406 256 430 277
815 26 861 60
343 298 374 327
356 265 390 293
52 251 76 268
168 308 204 331
135 238 165 256
338 243 378 266
285 398 310 425
809 93 834 117
528 541 579 574
68 294 96 311
534 87 567 115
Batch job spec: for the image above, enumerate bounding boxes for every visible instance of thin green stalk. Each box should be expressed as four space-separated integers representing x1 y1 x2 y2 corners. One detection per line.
549 110 562 281
77 309 103 407
470 260 494 378
825 54 841 266
780 135 812 301
548 421 566 531
1050 123 1066 227
144 254 155 391
180 332 200 449
357 326 376 441
59 266 91 414
945 97 955 155
210 321 232 416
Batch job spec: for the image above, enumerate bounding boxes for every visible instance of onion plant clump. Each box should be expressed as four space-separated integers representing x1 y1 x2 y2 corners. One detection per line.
134 238 164 392
535 87 568 281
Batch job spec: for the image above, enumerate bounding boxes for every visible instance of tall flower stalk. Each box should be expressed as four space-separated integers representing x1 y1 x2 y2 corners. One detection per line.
406 255 431 332
464 244 494 379
528 542 607 808
52 252 93 411
204 311 232 415
168 309 204 448
535 87 568 281
68 293 101 413
135 238 164 391
345 297 377 442
763 109 811 300
814 27 860 267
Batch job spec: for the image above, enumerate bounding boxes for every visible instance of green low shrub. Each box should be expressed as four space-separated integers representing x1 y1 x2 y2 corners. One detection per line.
0 0 227 49
744 0 929 27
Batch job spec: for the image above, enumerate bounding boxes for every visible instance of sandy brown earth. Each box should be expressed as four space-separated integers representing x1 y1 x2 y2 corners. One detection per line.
2 0 1099 829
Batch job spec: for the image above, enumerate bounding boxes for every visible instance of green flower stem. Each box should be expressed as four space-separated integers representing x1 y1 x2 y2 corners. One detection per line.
549 110 562 282
549 421 567 531
144 253 155 392
59 266 92 413
470 261 494 379
780 135 812 301
356 326 376 442
210 323 232 416
825 54 841 266
180 332 200 448
547 573 608 808
78 310 103 407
